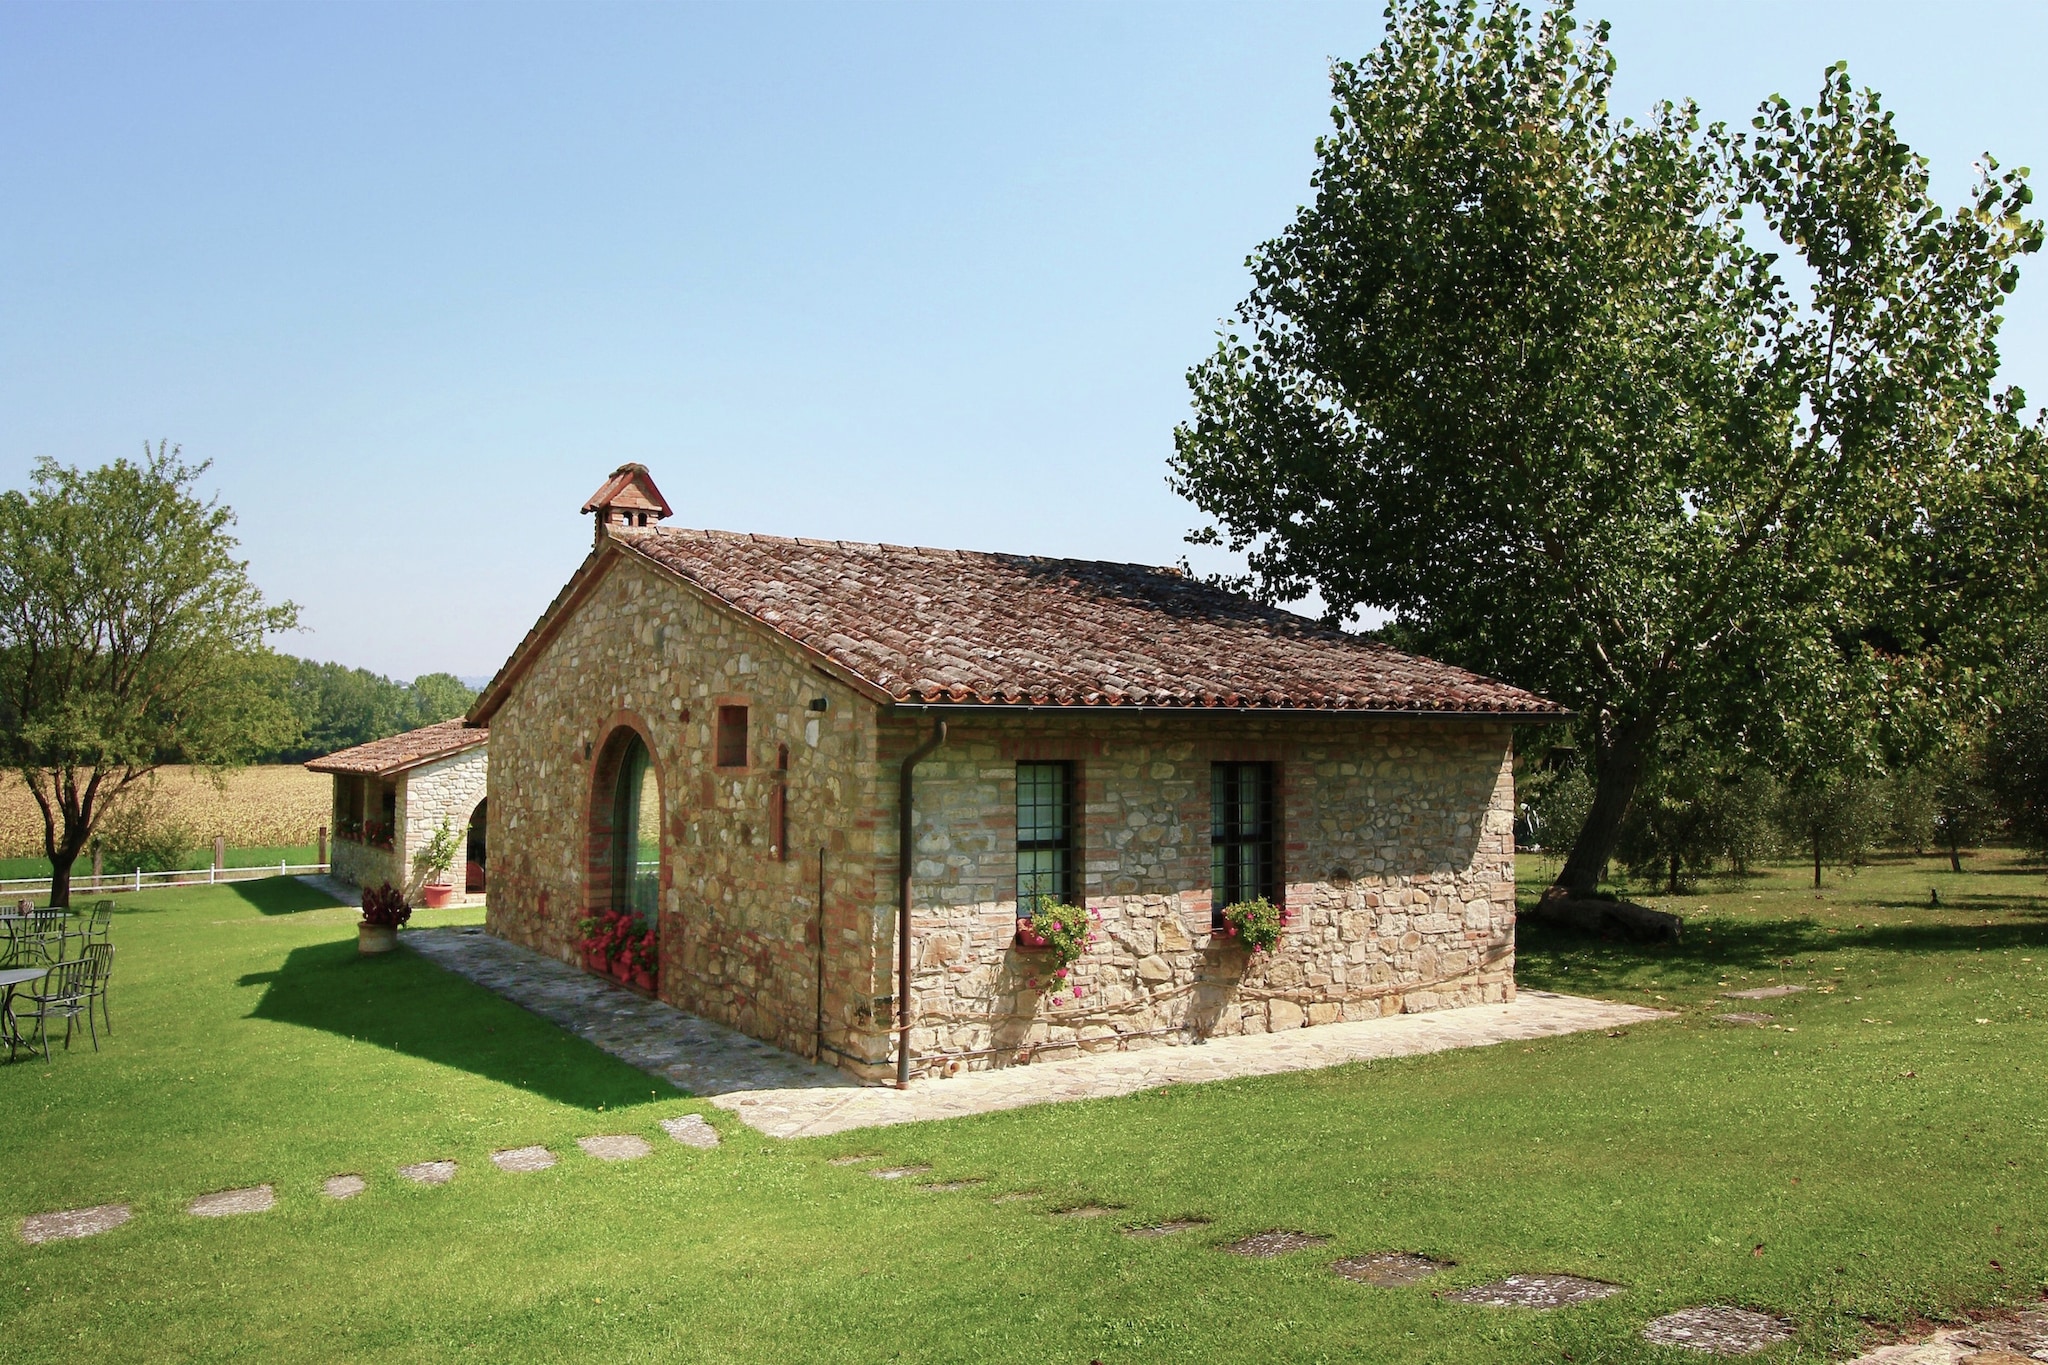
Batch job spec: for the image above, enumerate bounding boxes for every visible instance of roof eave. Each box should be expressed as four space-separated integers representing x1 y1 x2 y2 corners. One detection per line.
884 700 1573 721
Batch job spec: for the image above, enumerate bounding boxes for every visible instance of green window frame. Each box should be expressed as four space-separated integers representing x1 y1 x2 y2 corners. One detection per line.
1210 761 1276 927
1016 761 1075 914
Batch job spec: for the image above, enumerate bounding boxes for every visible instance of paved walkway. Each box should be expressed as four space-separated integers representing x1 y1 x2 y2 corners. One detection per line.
405 927 1662 1138
714 990 1665 1138
405 927 853 1096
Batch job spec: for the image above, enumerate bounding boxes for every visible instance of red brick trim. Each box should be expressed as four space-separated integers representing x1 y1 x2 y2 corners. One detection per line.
584 711 666 924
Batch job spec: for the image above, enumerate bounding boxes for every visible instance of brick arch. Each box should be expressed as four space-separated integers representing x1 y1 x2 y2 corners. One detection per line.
584 711 667 926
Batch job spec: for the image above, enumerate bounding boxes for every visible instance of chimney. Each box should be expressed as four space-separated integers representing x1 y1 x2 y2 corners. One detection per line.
581 464 674 544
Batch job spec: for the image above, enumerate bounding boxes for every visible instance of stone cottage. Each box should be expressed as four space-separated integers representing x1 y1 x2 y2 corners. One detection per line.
470 465 1564 1084
307 720 490 900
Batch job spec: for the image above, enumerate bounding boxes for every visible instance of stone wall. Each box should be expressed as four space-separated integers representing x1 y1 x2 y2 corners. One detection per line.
484 540 1517 1084
329 830 395 891
874 711 1517 1075
396 748 488 901
484 547 884 1063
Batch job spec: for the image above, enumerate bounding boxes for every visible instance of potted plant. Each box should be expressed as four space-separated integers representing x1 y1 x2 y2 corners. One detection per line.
1014 900 1095 1003
359 882 412 953
408 819 461 909
1217 896 1285 953
578 907 657 989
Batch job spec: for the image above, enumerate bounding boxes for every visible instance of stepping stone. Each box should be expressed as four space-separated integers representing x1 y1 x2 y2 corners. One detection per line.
1446 1274 1624 1308
1723 985 1805 1000
660 1115 720 1149
1643 1306 1794 1355
19 1203 131 1244
828 1153 881 1166
868 1164 932 1180
578 1134 652 1162
1225 1229 1330 1257
187 1185 275 1217
916 1179 984 1193
1124 1219 1210 1238
492 1146 557 1173
1051 1204 1124 1218
1334 1252 1450 1285
398 1160 457 1185
1716 1012 1775 1025
323 1175 367 1200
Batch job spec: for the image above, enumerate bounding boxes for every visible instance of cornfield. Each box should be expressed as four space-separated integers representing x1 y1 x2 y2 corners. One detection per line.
0 765 331 858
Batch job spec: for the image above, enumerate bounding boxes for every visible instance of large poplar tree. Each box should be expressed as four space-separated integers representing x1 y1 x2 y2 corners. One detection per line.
1171 0 2045 928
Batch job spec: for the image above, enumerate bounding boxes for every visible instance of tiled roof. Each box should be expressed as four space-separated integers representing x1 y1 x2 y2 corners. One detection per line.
305 718 487 777
610 528 1562 715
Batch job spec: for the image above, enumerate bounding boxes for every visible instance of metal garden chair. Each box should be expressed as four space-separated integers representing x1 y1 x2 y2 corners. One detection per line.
83 942 113 1036
84 901 113 945
18 957 97 1058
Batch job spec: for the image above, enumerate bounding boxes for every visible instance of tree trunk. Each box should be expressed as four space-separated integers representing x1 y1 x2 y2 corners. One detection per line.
1531 713 1680 944
1948 837 1962 875
1812 834 1822 890
49 847 76 909
1667 851 1680 897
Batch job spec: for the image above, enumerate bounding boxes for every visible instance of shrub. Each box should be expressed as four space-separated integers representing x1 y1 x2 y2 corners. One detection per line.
1219 897 1284 952
407 818 460 898
92 790 197 874
1018 901 1095 998
360 882 412 928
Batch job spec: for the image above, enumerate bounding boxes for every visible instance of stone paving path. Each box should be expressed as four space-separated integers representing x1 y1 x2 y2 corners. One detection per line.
1837 1310 2048 1364
405 927 852 1097
714 990 1667 1138
405 928 1663 1138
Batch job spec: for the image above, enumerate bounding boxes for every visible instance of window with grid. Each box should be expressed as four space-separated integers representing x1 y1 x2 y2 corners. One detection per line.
1015 761 1075 914
1210 762 1276 926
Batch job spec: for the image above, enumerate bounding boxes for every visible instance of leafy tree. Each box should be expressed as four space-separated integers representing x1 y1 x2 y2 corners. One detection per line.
1775 769 1889 889
0 446 299 905
1930 742 1998 872
264 659 475 763
1984 641 2048 854
1169 0 2046 931
1616 733 1779 892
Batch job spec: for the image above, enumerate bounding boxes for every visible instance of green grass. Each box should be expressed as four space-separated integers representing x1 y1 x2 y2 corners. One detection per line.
1 855 2043 1363
1 843 322 881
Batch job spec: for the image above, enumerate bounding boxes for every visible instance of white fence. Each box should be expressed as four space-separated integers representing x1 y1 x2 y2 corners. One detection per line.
0 862 331 900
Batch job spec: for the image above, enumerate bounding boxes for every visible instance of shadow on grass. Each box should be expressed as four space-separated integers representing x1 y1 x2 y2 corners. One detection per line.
242 938 673 1110
229 876 343 916
1519 908 2048 978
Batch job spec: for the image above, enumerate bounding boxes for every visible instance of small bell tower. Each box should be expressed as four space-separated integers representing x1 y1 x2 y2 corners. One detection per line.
582 464 673 543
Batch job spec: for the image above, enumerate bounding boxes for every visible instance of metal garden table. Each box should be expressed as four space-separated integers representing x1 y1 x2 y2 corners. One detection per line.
1 964 51 1061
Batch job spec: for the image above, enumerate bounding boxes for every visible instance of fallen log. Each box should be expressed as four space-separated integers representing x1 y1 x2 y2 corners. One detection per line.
1524 887 1682 944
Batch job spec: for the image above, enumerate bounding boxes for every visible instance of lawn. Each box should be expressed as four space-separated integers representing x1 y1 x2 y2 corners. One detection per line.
1 855 2042 1363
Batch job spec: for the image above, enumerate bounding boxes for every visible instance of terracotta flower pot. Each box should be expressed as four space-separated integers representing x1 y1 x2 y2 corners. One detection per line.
1015 919 1050 950
583 949 606 974
632 967 655 991
358 923 398 954
420 884 455 909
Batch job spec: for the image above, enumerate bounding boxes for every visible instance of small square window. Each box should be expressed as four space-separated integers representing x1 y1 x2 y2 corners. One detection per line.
715 705 749 768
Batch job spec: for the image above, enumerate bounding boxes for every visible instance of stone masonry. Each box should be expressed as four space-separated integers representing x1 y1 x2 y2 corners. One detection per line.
888 711 1516 1069
395 748 488 900
484 548 1518 1084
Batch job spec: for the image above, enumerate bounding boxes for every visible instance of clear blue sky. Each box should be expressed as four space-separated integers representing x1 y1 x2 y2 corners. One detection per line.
4 1 2043 681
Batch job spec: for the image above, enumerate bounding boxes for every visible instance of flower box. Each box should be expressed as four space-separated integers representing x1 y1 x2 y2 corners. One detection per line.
1014 918 1050 950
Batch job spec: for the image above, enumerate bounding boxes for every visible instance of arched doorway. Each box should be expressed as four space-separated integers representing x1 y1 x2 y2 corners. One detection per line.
465 799 487 894
588 725 663 988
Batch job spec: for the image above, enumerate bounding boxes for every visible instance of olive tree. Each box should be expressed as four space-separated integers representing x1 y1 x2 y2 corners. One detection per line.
1170 0 2045 931
0 446 299 905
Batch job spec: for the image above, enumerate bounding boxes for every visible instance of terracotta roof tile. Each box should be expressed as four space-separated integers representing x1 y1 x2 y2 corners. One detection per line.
305 718 488 777
618 528 1562 716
